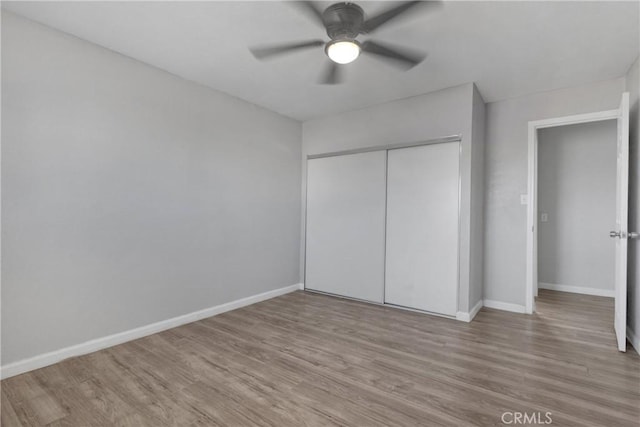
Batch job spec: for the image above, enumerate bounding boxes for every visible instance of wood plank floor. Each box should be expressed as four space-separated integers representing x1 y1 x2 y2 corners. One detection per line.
2 289 639 426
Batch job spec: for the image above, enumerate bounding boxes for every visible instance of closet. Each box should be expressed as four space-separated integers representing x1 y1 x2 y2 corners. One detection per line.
305 139 461 317
385 143 459 316
305 151 387 303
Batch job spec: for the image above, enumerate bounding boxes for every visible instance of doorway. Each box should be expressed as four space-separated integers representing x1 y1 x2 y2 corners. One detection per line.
536 120 617 298
526 92 631 351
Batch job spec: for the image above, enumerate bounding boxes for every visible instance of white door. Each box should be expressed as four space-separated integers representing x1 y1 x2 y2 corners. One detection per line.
385 143 460 316
305 151 387 303
613 92 629 352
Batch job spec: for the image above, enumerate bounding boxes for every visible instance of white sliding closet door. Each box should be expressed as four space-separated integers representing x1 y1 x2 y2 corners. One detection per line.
385 143 460 316
305 151 386 303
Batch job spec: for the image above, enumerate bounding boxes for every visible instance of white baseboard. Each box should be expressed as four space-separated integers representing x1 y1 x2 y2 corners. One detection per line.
538 282 614 298
456 300 483 322
627 326 640 355
483 299 526 314
0 283 302 380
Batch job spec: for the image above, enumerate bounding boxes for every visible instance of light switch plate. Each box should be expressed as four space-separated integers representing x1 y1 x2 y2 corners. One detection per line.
541 213 548 222
520 194 528 205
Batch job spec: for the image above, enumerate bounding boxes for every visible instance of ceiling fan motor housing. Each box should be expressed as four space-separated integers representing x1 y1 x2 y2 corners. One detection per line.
323 3 365 40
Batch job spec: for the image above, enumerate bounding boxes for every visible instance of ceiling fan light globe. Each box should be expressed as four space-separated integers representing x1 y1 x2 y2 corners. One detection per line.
326 40 361 64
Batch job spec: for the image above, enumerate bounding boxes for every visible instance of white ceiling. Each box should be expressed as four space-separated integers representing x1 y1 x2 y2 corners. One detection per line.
3 1 638 121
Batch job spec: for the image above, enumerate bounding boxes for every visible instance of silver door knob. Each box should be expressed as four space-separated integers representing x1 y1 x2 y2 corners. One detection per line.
629 232 639 239
610 231 621 238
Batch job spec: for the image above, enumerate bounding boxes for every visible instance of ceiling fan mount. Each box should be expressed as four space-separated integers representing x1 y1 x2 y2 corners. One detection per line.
249 1 441 84
323 3 365 40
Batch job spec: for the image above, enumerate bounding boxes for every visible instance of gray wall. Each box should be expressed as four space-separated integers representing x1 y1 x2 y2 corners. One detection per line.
626 56 640 348
302 83 484 314
1 12 302 365
484 78 625 306
470 85 486 308
537 121 617 292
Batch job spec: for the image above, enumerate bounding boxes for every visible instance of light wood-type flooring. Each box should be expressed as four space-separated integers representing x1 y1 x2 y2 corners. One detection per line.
2 289 639 426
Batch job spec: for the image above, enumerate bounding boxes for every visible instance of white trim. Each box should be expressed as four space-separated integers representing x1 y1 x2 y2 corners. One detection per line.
0 283 302 379
529 110 619 130
456 300 483 322
538 282 614 298
483 299 526 314
626 326 640 355
526 121 537 315
526 108 620 315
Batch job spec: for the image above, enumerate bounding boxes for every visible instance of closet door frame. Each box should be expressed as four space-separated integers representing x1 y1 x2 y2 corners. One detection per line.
304 135 462 317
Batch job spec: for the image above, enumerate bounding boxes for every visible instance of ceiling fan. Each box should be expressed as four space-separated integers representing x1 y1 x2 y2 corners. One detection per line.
249 1 441 84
